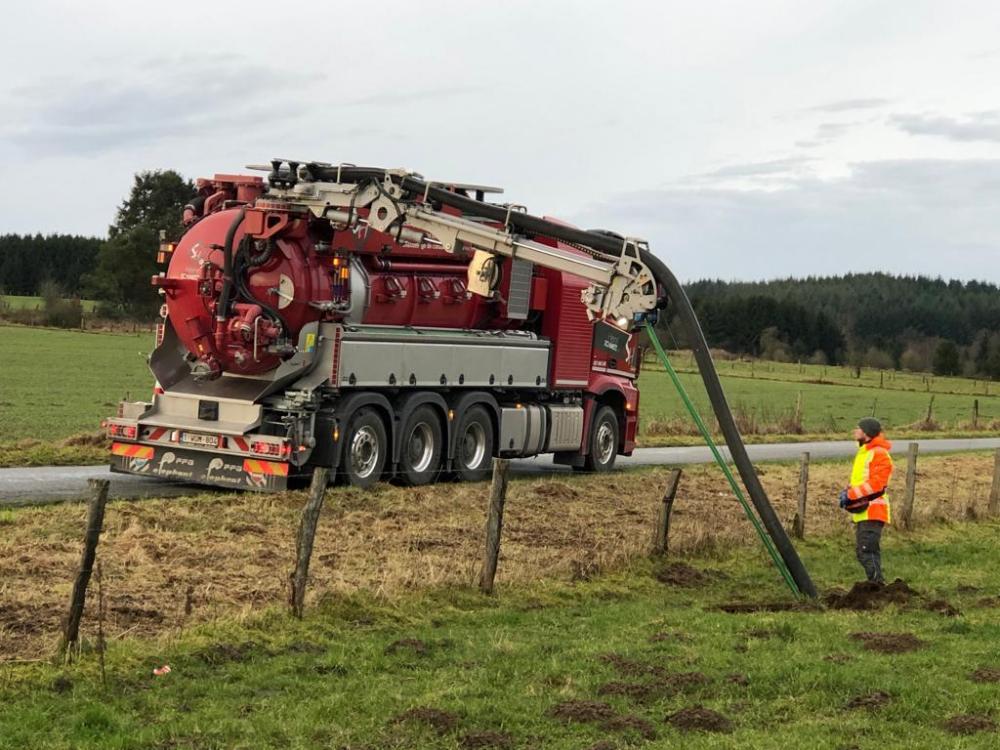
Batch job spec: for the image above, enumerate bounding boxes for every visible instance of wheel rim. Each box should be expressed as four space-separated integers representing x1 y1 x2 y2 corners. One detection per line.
460 422 487 470
406 422 435 473
596 420 615 465
350 425 380 479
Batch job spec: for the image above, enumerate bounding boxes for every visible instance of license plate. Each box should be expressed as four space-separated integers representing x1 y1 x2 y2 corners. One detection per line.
180 431 218 447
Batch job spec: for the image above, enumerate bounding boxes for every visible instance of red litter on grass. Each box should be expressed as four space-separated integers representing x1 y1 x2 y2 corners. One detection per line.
153 665 172 676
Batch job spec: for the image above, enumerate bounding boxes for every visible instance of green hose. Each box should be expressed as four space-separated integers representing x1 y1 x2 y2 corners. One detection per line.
644 322 800 596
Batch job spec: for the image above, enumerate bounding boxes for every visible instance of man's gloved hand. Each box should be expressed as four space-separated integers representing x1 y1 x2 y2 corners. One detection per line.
838 489 850 509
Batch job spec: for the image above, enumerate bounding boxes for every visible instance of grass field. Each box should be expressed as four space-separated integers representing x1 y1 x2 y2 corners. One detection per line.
2 460 1000 748
1 324 999 462
0 326 152 443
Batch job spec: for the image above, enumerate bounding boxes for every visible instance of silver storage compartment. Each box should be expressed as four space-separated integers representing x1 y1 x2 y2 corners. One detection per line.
544 404 584 452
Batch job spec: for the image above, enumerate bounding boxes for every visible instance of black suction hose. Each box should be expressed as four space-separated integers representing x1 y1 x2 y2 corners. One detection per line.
217 206 248 322
637 251 817 597
309 165 816 596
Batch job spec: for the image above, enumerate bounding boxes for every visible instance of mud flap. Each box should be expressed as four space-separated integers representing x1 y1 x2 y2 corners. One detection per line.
109 442 289 491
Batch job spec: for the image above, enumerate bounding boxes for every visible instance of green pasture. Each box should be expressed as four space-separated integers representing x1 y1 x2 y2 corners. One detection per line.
0 325 153 441
1 325 998 449
4 517 1000 749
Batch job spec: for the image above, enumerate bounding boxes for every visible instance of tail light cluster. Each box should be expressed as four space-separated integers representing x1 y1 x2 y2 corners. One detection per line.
252 440 292 458
107 423 137 439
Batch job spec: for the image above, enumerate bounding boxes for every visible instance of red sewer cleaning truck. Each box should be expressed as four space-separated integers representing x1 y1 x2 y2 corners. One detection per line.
105 160 662 490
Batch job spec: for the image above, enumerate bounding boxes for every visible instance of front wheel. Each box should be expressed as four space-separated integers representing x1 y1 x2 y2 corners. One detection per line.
580 405 619 473
341 408 388 488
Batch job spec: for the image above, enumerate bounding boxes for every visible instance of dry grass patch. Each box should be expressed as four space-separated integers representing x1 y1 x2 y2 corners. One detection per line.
0 452 996 659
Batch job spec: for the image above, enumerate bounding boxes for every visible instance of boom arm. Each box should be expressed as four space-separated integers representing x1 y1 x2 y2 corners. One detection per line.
259 162 658 325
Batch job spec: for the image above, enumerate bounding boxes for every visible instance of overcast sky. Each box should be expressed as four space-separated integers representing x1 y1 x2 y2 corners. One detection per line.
2 0 999 282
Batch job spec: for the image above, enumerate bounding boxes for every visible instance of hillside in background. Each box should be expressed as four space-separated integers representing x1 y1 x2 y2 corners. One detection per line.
663 273 1000 377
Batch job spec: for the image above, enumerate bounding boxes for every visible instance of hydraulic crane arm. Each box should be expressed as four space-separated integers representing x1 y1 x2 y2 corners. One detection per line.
258 162 658 325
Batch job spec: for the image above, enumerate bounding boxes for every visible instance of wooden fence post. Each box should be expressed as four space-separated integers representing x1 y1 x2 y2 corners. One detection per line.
651 469 683 555
61 478 110 655
973 399 980 429
901 442 918 530
289 467 330 618
988 449 1000 517
792 452 809 539
479 459 510 595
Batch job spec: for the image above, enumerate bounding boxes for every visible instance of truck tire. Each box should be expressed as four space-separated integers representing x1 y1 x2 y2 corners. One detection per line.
453 405 494 482
398 405 443 486
342 408 388 488
580 405 619 473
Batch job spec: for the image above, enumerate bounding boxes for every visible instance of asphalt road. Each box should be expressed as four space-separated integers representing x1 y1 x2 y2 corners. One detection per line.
3 437 1000 507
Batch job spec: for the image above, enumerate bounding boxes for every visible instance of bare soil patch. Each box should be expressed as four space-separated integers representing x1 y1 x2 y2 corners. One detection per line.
844 691 891 710
655 562 711 587
970 667 1000 683
825 579 919 611
943 714 997 735
548 700 655 740
976 596 1000 608
850 632 925 654
459 730 514 749
665 706 733 733
391 707 460 735
925 598 961 616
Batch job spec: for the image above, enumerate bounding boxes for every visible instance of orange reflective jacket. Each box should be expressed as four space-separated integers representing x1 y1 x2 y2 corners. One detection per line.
847 433 893 524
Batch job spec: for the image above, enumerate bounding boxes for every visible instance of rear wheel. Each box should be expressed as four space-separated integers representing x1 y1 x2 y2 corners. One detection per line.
398 405 443 486
580 405 619 473
341 408 387 488
453 406 494 482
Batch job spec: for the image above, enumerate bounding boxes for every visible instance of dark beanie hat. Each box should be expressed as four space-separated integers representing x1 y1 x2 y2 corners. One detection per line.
858 417 882 438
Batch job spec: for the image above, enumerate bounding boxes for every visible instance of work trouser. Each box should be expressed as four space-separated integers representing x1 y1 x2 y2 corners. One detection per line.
855 520 885 584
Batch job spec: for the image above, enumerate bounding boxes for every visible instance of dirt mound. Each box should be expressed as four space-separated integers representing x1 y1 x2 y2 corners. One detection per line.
925 599 961 616
385 638 429 656
655 562 710 587
845 691 891 710
599 653 659 678
824 654 852 663
598 672 709 703
533 482 581 500
548 700 616 723
976 596 1000 608
598 681 657 701
970 668 1000 683
602 714 657 740
459 731 514 749
392 707 459 735
60 431 107 447
666 706 733 733
583 743 615 750
825 579 919 611
850 632 925 654
943 714 997 735
726 674 750 686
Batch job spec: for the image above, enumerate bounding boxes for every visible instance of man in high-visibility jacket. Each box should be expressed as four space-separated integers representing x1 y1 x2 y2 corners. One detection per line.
839 418 893 584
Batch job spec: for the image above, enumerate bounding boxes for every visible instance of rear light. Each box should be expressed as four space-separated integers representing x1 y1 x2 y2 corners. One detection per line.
107 423 137 439
252 440 289 458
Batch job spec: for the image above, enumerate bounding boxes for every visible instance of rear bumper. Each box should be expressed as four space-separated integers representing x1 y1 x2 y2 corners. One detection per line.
109 442 289 491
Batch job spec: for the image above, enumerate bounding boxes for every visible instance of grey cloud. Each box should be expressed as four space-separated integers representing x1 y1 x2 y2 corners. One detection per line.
801 98 890 113
890 112 1000 143
573 159 1000 283
694 156 812 180
3 59 325 156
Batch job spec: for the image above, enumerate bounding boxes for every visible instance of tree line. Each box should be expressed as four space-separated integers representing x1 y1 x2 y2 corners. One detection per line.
664 275 1000 377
